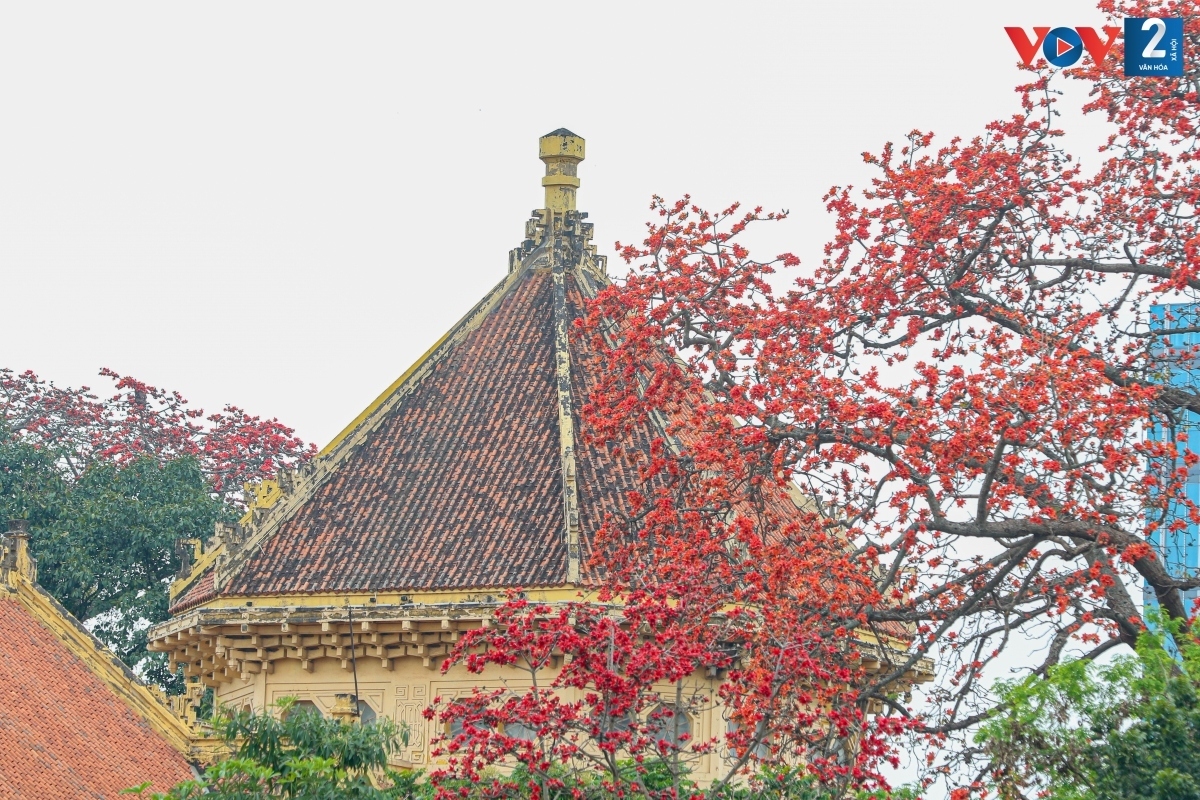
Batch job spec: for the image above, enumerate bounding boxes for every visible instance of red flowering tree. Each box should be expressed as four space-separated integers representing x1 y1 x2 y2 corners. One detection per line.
433 0 1198 794
1 367 313 506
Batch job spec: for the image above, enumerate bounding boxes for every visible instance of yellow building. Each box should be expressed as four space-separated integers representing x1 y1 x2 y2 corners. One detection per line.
149 131 925 782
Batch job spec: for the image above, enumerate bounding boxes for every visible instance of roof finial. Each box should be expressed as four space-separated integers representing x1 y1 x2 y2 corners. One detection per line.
539 129 585 213
3 519 36 585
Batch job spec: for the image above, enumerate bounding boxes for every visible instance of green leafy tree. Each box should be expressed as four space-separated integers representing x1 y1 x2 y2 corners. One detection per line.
0 439 64 530
976 617 1200 800
0 368 312 690
43 457 226 686
127 698 409 799
398 760 917 800
705 767 919 800
0 439 228 689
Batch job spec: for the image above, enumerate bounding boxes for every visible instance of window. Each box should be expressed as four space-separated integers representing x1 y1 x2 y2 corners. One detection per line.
504 721 537 741
598 703 634 747
726 716 770 760
355 697 377 725
650 704 691 747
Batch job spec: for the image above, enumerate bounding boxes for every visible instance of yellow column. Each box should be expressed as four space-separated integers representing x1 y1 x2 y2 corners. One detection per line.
331 693 359 723
539 129 585 212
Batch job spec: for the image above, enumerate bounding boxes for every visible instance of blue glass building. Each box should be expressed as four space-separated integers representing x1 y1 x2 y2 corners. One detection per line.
1147 303 1200 616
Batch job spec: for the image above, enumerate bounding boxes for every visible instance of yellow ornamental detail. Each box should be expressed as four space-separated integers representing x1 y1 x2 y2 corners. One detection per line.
539 129 585 212
239 479 283 526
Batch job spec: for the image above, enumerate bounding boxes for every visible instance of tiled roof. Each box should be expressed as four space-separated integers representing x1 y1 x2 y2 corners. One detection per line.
0 594 194 798
209 257 812 600
226 268 572 594
169 568 215 615
566 277 665 559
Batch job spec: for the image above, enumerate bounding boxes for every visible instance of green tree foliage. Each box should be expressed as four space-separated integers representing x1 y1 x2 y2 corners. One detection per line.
705 768 918 800
0 438 228 688
0 439 61 530
127 698 409 799
1 368 311 690
333 762 914 800
130 701 918 800
977 618 1200 800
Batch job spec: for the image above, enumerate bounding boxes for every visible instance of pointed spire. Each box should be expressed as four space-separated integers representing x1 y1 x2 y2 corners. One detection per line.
539 129 585 212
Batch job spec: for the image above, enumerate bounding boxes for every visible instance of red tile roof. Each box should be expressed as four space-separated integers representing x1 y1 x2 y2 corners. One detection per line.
168 568 215 615
566 276 665 562
0 594 194 799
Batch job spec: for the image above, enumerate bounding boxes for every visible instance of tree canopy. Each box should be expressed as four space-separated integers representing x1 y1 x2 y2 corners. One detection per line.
978 617 1200 800
429 0 1200 795
1 367 313 504
128 698 409 800
0 368 312 687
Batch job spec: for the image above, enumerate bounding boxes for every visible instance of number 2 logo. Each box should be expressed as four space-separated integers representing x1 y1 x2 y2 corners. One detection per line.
1124 16 1183 76
1141 18 1167 58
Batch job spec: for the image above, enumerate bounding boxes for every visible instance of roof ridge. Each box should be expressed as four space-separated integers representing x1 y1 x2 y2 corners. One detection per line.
319 266 533 459
553 246 583 584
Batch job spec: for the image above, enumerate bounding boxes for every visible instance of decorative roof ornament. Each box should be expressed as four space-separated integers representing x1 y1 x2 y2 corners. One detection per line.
539 129 585 213
509 130 602 278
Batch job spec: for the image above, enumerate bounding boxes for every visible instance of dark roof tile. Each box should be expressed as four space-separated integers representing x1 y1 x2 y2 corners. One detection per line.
226 269 568 594
169 568 216 615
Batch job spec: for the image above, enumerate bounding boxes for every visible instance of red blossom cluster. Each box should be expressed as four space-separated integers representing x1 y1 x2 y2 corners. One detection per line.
429 0 1199 794
0 367 314 506
427 230 922 796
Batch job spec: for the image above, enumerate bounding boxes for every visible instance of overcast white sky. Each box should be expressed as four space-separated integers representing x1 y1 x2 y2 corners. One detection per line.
1 1 1107 448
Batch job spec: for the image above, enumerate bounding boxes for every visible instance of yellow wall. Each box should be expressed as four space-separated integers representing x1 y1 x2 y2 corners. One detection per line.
215 656 728 782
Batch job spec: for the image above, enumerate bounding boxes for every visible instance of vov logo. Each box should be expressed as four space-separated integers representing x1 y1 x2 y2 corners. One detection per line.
1006 18 1185 75
1004 26 1121 68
